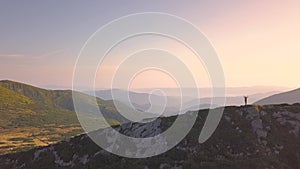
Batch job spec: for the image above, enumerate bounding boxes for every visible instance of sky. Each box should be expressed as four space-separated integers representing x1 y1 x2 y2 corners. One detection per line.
0 0 300 90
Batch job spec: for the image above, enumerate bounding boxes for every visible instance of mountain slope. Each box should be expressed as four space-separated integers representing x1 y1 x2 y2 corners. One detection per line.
1 104 299 169
255 88 300 105
0 80 115 112
0 80 122 155
0 80 128 123
0 85 83 155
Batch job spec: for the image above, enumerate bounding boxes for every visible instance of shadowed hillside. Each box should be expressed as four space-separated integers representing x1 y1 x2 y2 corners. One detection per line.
1 104 299 169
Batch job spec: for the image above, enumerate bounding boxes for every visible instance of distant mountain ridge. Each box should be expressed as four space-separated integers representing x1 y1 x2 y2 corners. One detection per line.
91 89 281 116
255 88 300 105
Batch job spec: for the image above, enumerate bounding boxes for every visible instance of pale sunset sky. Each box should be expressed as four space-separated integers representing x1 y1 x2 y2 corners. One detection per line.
0 0 299 90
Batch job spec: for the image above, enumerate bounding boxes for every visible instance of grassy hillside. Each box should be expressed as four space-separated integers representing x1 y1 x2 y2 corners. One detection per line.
0 80 112 111
0 80 121 155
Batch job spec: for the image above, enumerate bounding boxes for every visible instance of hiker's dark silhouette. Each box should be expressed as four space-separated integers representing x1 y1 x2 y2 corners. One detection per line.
244 96 248 105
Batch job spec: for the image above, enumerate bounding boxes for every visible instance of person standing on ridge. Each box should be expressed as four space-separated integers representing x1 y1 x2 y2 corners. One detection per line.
244 96 248 106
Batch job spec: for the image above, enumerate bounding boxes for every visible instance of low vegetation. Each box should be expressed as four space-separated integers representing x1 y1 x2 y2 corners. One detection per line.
0 80 121 155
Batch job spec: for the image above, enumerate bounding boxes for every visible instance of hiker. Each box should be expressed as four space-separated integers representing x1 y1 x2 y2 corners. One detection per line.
244 96 248 105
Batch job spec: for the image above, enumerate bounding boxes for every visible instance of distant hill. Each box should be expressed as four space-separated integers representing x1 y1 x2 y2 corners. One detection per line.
1 104 300 169
91 89 280 116
0 80 122 155
89 89 182 116
255 88 300 105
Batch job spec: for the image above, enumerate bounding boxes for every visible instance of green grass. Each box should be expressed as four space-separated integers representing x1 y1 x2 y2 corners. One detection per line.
0 80 123 155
